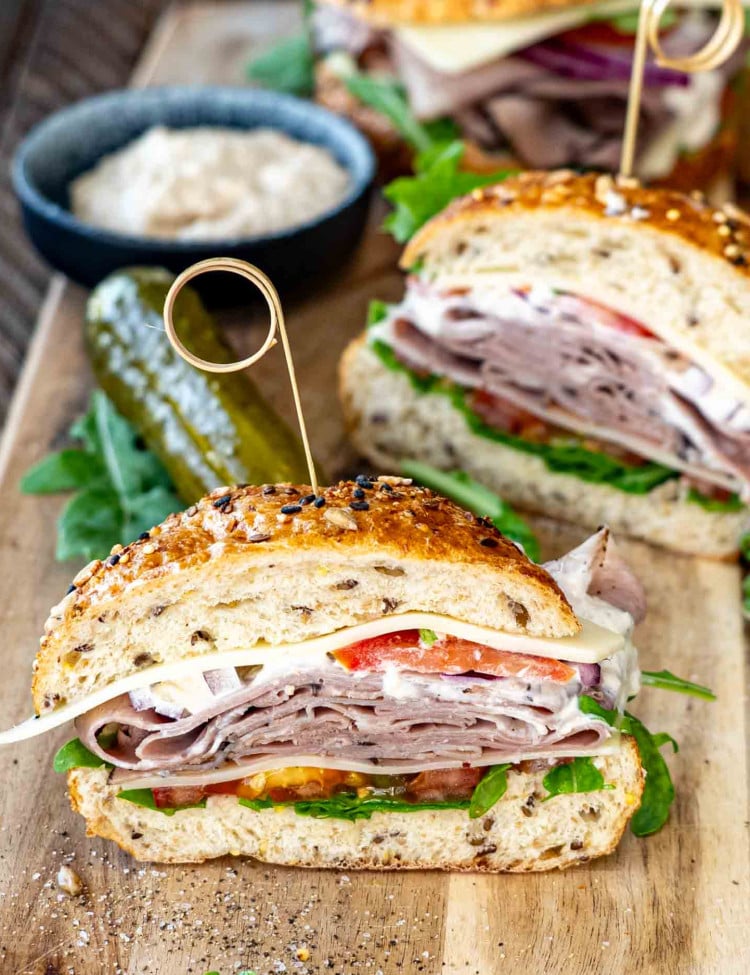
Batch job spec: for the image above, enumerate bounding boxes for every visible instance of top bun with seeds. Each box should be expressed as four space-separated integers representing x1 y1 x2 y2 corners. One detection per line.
33 479 577 714
317 0 597 25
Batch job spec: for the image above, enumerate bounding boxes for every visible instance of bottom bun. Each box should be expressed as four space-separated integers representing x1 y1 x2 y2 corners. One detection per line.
68 741 642 868
339 338 748 560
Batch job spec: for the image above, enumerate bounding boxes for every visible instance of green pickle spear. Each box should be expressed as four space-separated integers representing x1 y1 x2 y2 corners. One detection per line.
85 267 319 503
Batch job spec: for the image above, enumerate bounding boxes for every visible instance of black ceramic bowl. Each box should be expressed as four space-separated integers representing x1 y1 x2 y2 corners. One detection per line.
13 86 375 294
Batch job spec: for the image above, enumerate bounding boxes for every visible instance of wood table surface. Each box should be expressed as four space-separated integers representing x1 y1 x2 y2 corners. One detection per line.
0 4 748 974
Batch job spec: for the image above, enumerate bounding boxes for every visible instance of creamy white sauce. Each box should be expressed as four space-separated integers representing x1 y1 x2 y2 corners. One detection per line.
70 126 350 240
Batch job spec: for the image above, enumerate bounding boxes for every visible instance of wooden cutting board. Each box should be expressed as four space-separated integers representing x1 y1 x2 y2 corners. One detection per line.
0 4 747 973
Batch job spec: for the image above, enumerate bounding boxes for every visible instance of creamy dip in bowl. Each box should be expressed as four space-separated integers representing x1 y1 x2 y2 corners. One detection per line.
71 126 351 241
13 86 374 291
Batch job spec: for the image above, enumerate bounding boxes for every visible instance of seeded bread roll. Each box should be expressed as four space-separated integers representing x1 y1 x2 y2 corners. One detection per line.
34 480 578 715
68 737 643 867
339 339 748 558
318 0 600 26
401 170 750 399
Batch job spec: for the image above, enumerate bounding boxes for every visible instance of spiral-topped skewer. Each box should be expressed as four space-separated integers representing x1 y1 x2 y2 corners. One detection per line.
162 257 319 495
620 0 745 178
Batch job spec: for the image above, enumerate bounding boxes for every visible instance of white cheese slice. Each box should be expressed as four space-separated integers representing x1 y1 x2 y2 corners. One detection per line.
115 733 622 792
393 0 638 74
0 612 623 745
393 0 729 75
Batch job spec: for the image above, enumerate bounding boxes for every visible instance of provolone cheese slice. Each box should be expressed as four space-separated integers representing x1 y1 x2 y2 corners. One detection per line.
393 0 725 75
0 612 624 745
115 734 622 792
393 0 637 74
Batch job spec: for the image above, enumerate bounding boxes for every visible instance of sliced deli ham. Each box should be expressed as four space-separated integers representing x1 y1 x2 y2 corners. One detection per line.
372 281 750 496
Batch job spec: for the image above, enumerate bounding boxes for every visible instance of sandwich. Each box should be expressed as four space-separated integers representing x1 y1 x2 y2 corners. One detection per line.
312 0 746 189
0 479 662 869
340 171 750 558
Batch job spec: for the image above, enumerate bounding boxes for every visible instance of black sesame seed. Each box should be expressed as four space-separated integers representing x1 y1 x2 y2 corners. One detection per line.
379 482 394 492
355 475 374 489
313 496 326 508
353 487 365 499
300 493 316 506
350 500 370 511
262 485 276 495
66 585 76 595
107 553 120 566
480 537 499 548
280 504 303 515
212 494 232 508
138 531 150 541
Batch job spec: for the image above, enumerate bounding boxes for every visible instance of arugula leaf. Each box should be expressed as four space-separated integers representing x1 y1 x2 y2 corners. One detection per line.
579 696 676 836
22 392 182 563
53 738 111 773
640 669 716 701
371 340 680 497
384 141 513 242
56 486 123 563
117 788 207 817
239 793 470 821
345 73 434 153
651 732 679 754
402 461 540 562
246 33 314 96
743 573 750 618
686 487 744 513
21 450 105 494
542 757 612 800
419 628 438 645
468 764 511 818
366 300 390 329
621 712 676 837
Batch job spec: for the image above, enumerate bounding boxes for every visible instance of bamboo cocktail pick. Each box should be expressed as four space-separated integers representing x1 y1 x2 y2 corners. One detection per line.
162 257 319 495
620 0 744 179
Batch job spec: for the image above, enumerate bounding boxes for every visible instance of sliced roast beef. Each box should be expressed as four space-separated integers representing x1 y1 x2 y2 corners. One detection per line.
373 281 750 494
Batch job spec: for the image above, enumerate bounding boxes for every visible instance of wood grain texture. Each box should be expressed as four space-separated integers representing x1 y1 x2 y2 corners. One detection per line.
0 0 170 425
0 4 747 974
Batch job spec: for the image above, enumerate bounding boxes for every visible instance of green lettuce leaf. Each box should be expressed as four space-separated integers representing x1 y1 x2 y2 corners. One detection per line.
686 487 744 512
640 669 716 700
383 141 513 242
371 339 678 496
468 763 511 818
419 628 438 645
117 788 207 817
53 737 112 773
542 757 612 800
402 461 540 562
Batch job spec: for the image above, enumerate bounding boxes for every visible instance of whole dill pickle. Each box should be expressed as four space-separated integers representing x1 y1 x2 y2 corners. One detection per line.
85 267 318 503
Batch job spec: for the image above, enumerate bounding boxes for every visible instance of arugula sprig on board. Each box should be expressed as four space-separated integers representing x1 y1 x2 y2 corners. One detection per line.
21 391 181 563
579 697 676 837
640 670 716 700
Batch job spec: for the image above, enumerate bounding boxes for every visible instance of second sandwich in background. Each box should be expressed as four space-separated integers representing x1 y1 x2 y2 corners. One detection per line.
340 170 750 558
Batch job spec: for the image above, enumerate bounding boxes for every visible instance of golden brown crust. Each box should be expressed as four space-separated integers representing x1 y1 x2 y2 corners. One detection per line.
401 170 750 274
318 0 597 26
35 480 577 710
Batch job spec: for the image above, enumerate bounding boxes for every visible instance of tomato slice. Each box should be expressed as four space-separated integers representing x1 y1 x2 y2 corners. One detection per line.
152 785 207 808
562 294 654 339
333 631 576 683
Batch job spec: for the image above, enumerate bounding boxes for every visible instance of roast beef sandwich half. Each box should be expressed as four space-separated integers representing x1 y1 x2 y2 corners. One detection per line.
313 0 745 189
0 480 654 868
340 171 750 557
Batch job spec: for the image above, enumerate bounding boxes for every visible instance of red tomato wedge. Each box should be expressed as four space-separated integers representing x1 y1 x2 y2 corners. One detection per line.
333 630 576 683
563 294 655 339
